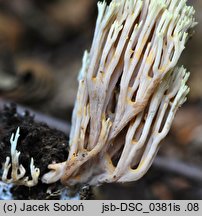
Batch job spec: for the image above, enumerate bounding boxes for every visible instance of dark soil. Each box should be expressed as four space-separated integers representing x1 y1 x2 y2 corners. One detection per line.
0 103 69 199
0 104 202 200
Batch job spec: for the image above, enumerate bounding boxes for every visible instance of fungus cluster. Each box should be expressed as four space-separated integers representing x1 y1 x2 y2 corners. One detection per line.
2 0 196 187
43 0 196 186
2 127 40 187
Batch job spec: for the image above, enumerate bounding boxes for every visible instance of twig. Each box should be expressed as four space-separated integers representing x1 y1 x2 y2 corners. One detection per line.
0 98 70 134
153 156 202 183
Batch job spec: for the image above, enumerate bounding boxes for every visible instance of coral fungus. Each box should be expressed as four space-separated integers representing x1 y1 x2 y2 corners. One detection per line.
41 0 196 186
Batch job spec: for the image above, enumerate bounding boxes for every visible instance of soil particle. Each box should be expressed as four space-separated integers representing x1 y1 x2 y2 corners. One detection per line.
0 103 69 199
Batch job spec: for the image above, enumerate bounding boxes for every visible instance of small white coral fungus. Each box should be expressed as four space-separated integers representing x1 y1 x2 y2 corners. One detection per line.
42 0 196 186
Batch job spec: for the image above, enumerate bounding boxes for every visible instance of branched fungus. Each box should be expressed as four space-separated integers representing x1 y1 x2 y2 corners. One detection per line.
2 127 40 187
42 0 196 186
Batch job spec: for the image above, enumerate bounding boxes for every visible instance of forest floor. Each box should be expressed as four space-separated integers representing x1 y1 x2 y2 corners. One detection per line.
0 0 202 200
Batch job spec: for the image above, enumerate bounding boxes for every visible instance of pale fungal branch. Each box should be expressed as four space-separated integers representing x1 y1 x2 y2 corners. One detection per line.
2 127 40 187
42 0 196 186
